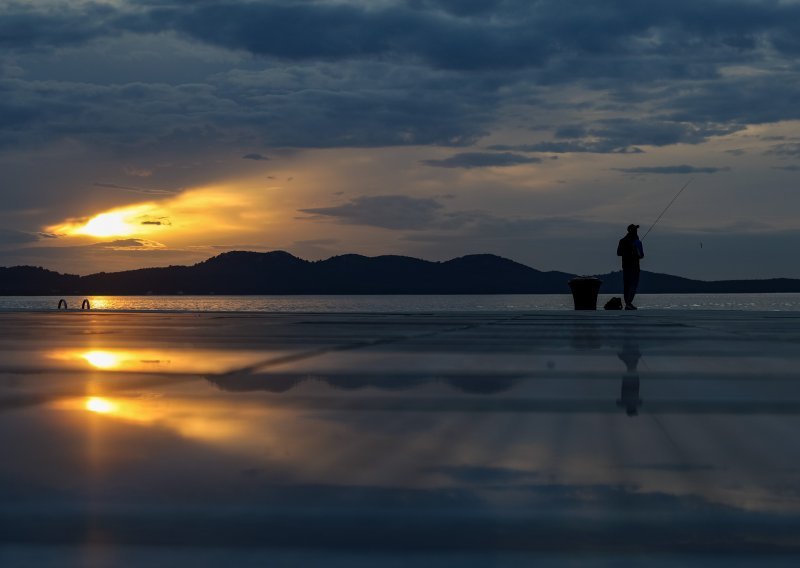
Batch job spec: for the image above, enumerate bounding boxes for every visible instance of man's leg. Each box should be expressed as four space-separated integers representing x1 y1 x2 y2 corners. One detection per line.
627 270 639 308
630 270 639 303
623 270 639 308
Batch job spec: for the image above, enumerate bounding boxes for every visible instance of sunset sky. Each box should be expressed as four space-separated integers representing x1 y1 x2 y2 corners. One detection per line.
2 0 800 279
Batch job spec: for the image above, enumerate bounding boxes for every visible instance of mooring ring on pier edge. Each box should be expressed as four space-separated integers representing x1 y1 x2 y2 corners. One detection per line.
57 299 67 310
81 299 91 310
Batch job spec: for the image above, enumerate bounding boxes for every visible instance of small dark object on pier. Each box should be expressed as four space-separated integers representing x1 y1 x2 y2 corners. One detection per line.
81 299 91 310
57 299 67 310
604 297 623 310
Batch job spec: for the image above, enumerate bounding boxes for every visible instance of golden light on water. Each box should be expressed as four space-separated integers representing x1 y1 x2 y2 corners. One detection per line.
48 347 275 373
85 397 117 414
82 350 121 369
65 396 275 449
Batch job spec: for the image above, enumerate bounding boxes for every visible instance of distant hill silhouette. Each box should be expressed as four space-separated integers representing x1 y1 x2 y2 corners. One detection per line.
2 250 800 295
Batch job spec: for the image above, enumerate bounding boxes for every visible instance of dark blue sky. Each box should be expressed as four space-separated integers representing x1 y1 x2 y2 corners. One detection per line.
2 0 799 278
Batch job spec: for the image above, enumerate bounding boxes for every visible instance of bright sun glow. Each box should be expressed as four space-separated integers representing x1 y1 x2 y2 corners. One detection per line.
44 183 265 244
85 397 117 414
47 202 160 238
82 350 121 369
78 212 135 237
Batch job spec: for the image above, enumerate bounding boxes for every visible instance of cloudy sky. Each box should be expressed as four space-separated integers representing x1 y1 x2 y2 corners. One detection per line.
2 0 800 279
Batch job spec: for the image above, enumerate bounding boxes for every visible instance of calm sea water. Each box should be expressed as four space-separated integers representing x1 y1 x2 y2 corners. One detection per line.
2 293 800 312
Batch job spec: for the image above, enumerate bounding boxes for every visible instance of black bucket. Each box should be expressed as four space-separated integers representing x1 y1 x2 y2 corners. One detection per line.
568 277 602 310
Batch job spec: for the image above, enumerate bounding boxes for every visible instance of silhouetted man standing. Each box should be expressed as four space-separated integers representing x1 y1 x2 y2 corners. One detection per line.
617 224 644 310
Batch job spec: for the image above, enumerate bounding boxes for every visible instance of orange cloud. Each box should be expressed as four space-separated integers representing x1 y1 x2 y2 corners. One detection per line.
45 184 267 242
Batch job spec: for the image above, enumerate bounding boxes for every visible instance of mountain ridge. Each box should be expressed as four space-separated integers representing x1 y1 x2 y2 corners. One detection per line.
1 250 799 295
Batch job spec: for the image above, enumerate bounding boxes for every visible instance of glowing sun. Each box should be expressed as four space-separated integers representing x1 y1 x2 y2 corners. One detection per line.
47 203 159 238
78 212 135 237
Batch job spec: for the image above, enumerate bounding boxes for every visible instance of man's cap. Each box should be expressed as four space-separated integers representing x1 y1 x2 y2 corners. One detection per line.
627 224 640 232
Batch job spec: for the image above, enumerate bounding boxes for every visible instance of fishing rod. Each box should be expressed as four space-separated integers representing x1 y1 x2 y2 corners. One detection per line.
641 177 694 240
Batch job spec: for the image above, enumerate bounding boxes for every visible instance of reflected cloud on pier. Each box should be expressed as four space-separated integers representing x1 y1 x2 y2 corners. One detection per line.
1 311 800 562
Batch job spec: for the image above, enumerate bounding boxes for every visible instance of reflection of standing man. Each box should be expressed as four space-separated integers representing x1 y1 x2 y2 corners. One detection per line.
617 224 644 310
617 339 642 416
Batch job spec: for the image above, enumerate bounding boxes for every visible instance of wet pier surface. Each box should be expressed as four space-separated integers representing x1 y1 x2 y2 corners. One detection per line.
1 310 799 566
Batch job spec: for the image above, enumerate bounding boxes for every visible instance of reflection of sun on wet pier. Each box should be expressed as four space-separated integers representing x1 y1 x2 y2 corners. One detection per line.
1 310 800 565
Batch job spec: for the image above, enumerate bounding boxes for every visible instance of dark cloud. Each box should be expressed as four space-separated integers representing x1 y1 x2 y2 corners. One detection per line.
489 142 644 154
765 143 800 157
422 152 541 168
553 124 587 138
0 3 121 51
1 1 799 69
242 153 268 161
626 463 717 472
407 0 517 18
665 74 800 125
122 1 800 72
1 1 799 91
142 2 553 72
234 76 489 147
425 465 540 484
0 64 492 151
491 119 742 154
592 118 741 147
0 229 40 246
94 182 177 195
300 201 617 261
93 239 165 250
300 195 445 230
0 78 226 151
0 0 798 157
402 215 610 244
614 165 729 175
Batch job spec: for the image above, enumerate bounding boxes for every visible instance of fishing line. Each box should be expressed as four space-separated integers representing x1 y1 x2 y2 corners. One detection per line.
642 178 694 240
